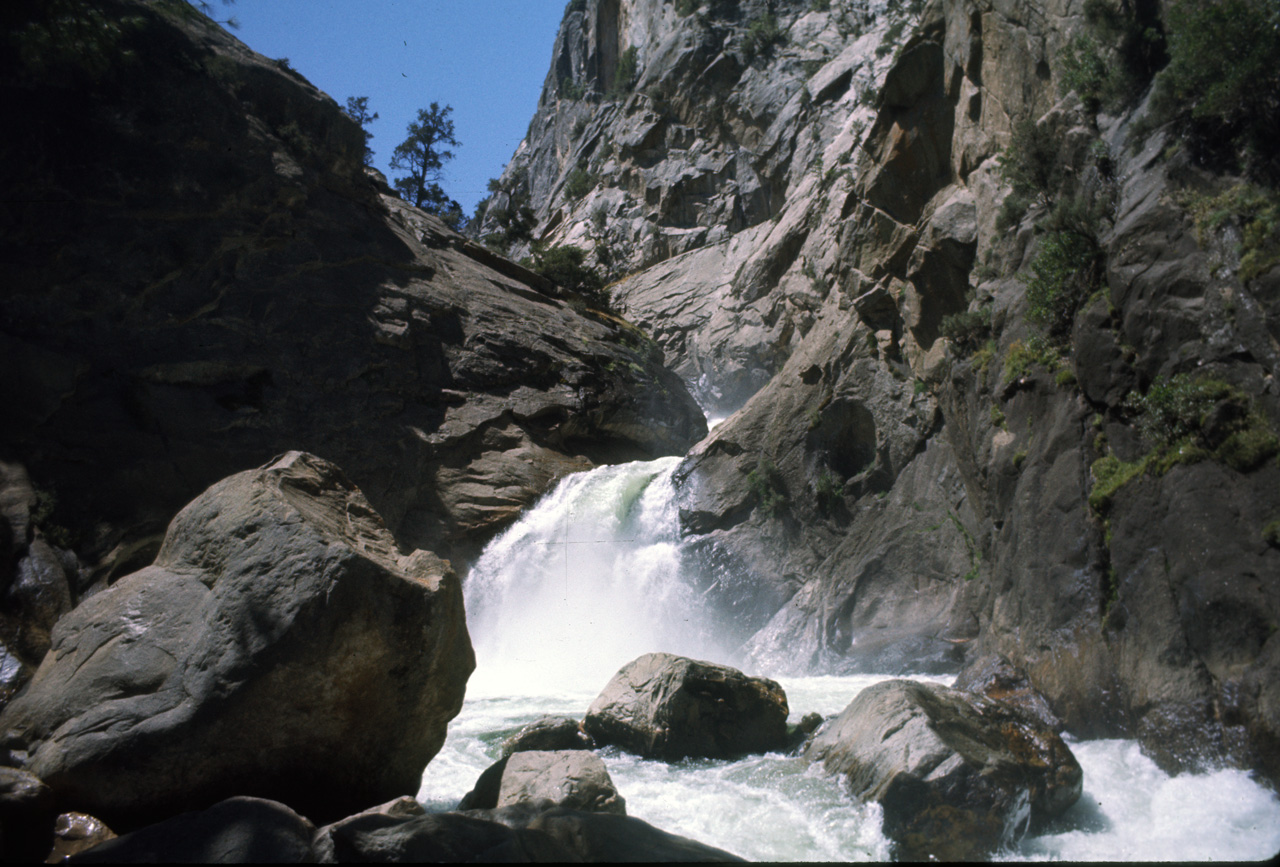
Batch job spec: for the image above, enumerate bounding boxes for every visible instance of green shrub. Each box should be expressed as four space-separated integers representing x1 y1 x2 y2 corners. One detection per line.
1003 335 1063 383
1263 519 1280 547
564 164 595 199
1023 231 1103 339
815 470 842 515
1180 183 1280 282
748 458 787 516
675 0 700 17
1060 34 1111 112
940 307 992 354
996 120 1064 229
560 77 587 100
1126 374 1232 447
1089 453 1154 512
610 46 639 97
1126 373 1278 467
524 245 607 307
743 13 785 60
809 0 831 11
1145 0 1280 184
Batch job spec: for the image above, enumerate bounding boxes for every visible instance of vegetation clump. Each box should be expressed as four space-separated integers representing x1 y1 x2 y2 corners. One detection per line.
748 458 788 517
743 13 785 60
1141 0 1280 184
1179 183 1280 282
1091 374 1279 512
565 163 597 199
522 245 608 308
1003 336 1067 384
609 47 639 98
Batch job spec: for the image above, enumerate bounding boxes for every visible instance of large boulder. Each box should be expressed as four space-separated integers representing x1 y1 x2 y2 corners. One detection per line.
501 715 594 756
458 750 623 815
804 679 1082 861
0 452 473 828
70 797 316 864
583 653 789 760
469 804 746 863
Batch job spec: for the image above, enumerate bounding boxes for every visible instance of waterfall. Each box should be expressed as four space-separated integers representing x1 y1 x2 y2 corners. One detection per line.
463 456 730 695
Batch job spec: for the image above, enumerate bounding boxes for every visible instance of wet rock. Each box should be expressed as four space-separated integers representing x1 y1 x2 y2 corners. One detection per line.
0 766 57 862
69 797 315 863
501 715 595 756
583 653 789 760
46 812 116 862
0 452 473 828
954 654 1064 733
804 679 1082 861
5 538 73 663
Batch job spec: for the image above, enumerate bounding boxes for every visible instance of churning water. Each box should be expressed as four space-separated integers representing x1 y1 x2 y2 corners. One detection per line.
419 458 1280 861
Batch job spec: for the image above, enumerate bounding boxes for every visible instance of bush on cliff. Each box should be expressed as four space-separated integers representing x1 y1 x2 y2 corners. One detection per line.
1143 0 1280 184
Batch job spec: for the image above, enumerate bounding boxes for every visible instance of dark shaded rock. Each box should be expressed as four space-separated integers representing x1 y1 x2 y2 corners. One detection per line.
804 679 1082 861
69 797 315 863
953 654 1063 733
0 452 473 829
457 757 509 812
47 812 117 863
5 538 73 663
583 653 789 760
0 0 706 583
0 766 57 863
472 803 745 862
314 804 575 864
501 716 594 756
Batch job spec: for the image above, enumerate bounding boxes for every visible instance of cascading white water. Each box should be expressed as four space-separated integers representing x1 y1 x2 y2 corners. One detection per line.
463 456 730 695
418 457 1280 861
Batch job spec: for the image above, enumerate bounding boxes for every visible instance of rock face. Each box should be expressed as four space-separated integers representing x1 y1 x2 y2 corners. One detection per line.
804 679 1082 861
0 452 473 828
583 652 789 759
0 0 707 584
485 0 1280 783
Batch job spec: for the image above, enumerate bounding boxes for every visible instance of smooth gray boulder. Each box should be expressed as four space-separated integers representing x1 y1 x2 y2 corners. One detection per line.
0 452 474 828
583 653 789 760
458 750 624 816
499 751 625 815
804 679 1082 861
69 797 315 863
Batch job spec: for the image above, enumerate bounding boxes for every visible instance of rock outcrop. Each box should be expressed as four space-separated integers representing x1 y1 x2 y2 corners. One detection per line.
804 679 1082 861
583 652 789 759
0 452 473 828
0 0 707 586
486 0 1280 784
501 715 595 756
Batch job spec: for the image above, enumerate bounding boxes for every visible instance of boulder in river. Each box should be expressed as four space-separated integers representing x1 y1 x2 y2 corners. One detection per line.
458 749 624 815
803 679 1083 861
501 715 594 756
0 452 474 828
583 652 789 760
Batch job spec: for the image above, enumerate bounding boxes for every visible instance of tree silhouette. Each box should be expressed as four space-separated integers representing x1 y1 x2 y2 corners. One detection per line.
344 96 377 166
390 103 463 225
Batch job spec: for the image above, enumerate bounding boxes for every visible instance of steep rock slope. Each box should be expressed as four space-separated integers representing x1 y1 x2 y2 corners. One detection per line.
0 0 706 603
491 0 1280 783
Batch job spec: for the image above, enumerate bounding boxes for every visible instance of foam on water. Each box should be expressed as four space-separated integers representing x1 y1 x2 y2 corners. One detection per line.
429 457 1280 861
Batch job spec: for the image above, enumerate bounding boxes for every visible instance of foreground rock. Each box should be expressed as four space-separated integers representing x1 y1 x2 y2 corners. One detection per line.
0 766 57 862
458 750 625 815
70 797 316 864
467 804 744 863
584 653 789 760
804 679 1082 861
0 452 473 828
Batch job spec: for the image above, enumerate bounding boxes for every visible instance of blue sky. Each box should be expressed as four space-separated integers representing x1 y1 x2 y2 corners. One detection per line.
218 1 567 215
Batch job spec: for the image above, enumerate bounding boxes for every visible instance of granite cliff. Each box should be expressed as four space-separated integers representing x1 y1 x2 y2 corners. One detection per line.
476 0 1280 785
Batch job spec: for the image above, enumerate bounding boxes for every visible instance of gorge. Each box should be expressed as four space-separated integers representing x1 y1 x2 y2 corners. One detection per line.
2 0 1280 861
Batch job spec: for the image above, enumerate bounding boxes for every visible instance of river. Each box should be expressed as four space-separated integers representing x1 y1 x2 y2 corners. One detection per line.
417 456 1280 861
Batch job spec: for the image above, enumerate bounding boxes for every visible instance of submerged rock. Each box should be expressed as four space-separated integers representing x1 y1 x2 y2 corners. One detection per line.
501 715 595 756
0 452 473 828
583 652 789 760
804 679 1082 861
